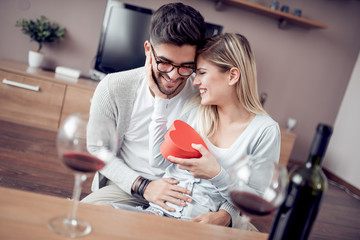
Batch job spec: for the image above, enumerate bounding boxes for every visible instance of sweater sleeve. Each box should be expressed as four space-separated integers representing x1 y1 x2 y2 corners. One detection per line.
252 123 281 164
219 201 240 228
89 73 141 194
209 168 240 228
148 96 172 169
249 124 281 195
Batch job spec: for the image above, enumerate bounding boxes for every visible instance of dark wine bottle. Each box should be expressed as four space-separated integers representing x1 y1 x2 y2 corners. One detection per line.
268 123 333 240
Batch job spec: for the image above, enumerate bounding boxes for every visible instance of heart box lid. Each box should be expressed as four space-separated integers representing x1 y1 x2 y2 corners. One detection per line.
160 120 208 163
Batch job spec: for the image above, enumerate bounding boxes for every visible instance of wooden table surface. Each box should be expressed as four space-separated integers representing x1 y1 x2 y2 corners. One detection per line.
0 187 268 240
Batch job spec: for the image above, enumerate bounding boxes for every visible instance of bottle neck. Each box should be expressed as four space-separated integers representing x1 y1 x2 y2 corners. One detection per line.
306 155 323 167
306 124 333 168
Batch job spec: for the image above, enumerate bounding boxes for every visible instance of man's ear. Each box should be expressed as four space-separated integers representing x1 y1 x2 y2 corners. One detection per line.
228 67 240 86
144 40 151 56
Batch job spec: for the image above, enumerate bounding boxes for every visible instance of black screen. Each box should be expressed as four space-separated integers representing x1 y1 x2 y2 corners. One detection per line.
94 1 152 75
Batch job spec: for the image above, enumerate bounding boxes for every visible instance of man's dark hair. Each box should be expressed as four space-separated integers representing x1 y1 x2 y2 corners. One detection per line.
150 3 206 46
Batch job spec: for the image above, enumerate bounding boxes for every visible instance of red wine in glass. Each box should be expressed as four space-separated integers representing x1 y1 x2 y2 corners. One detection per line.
48 112 117 238
230 190 276 216
62 152 105 173
228 156 288 229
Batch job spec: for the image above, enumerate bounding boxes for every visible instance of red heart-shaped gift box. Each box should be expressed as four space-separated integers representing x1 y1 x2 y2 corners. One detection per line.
160 120 208 163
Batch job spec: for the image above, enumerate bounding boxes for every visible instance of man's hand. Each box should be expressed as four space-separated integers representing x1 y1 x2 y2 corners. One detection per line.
190 209 232 227
168 144 221 179
145 48 167 99
143 178 192 212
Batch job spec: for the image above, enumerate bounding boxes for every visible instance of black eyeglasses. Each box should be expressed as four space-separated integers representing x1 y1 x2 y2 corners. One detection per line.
150 44 195 77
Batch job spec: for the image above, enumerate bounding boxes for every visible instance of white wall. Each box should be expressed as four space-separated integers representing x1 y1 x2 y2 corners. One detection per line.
324 51 360 189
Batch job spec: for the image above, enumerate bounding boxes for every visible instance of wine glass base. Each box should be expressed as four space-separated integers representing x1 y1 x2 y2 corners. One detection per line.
48 216 91 238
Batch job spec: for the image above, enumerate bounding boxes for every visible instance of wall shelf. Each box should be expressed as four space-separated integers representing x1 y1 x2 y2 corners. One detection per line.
218 0 328 29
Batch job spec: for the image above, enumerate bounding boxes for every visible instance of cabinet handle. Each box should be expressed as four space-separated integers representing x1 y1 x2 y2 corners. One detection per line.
2 78 40 92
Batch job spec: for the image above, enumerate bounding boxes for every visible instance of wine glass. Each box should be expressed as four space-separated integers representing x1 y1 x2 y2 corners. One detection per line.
228 155 288 230
48 112 117 237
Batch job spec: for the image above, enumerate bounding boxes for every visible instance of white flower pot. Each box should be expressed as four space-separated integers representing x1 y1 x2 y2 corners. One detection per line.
28 50 44 68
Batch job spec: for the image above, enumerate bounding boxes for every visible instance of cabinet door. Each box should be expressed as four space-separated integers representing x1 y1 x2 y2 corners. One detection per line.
0 70 65 130
279 128 296 166
60 85 94 126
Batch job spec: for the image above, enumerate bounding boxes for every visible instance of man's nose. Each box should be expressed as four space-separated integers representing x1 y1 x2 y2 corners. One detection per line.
167 68 181 80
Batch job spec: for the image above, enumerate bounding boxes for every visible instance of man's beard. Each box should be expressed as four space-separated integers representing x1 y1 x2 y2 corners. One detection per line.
152 70 186 97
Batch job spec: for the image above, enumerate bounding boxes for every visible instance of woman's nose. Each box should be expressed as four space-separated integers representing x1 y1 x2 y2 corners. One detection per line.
193 75 200 86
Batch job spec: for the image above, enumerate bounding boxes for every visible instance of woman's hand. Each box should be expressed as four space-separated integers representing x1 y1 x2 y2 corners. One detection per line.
190 210 231 227
167 144 221 179
145 50 167 99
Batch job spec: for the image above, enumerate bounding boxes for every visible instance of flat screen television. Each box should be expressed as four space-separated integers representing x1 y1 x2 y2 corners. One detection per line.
91 0 223 80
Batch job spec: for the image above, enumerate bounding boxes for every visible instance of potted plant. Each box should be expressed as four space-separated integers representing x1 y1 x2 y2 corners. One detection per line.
15 15 66 68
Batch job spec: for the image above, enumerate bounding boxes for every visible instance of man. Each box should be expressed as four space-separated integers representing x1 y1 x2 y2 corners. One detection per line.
82 3 235 227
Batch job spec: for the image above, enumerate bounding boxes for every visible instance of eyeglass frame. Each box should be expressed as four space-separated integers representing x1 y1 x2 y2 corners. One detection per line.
150 43 195 77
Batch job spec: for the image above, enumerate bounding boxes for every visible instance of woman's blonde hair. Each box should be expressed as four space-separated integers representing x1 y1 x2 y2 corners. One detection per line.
194 33 266 138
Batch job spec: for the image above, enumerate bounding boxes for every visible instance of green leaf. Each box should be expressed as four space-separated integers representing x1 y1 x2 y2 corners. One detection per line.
15 15 66 51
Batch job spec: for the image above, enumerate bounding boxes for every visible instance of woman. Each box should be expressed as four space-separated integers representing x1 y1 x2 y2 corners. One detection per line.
146 33 281 227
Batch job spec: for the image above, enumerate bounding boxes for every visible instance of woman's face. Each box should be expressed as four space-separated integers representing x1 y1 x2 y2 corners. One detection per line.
193 55 232 106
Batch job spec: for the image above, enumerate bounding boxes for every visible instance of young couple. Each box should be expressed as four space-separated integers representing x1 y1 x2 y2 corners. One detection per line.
83 3 280 228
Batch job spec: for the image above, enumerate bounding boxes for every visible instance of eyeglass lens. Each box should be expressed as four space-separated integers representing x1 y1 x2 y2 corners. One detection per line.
157 63 194 76
151 43 194 76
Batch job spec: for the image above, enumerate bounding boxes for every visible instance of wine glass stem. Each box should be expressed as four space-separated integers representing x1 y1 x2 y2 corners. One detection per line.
240 214 250 230
68 173 87 221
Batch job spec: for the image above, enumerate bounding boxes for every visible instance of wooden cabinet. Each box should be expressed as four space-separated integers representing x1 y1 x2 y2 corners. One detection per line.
0 70 65 129
279 128 296 166
0 59 98 131
60 85 94 126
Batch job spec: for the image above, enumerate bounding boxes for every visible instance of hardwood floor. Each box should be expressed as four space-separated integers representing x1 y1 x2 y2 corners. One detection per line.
0 120 93 199
0 119 359 239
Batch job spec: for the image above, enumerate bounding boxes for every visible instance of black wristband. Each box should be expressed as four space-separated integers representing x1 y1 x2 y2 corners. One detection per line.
132 177 145 196
139 179 151 198
131 176 152 200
